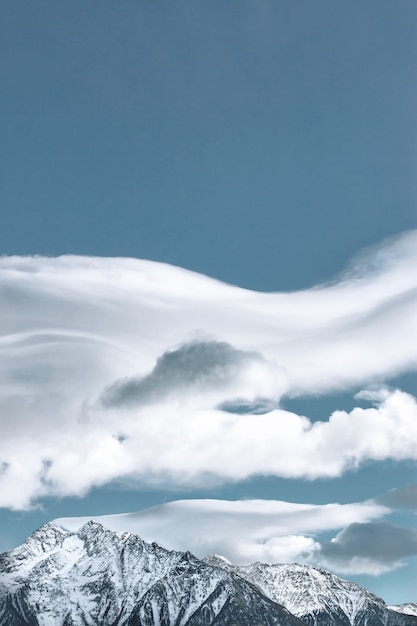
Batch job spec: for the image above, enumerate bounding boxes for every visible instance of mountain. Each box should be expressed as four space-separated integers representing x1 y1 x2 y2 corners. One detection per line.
0 521 304 626
0 521 416 626
389 606 417 618
203 556 417 626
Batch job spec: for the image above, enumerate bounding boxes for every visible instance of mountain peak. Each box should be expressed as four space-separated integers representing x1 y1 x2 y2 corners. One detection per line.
203 552 232 567
0 523 303 626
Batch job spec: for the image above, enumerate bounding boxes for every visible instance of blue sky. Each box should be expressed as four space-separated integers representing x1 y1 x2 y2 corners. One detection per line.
1 0 417 605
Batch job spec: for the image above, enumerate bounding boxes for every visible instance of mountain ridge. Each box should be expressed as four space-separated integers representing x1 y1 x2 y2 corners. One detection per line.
0 521 303 626
0 521 416 626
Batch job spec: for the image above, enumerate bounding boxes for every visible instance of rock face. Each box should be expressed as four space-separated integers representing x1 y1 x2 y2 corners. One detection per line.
203 556 417 626
0 522 416 626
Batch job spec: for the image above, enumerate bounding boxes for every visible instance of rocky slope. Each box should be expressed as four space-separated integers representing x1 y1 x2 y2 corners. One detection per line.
204 555 417 626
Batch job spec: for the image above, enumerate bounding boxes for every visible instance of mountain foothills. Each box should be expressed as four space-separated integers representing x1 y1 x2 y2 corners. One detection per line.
0 523 416 626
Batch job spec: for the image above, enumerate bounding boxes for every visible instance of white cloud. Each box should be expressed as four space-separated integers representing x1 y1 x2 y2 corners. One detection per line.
0 231 417 508
54 497 417 576
55 497 387 568
25 387 415 498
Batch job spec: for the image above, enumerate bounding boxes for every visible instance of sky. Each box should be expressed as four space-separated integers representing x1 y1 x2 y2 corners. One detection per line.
1 0 417 606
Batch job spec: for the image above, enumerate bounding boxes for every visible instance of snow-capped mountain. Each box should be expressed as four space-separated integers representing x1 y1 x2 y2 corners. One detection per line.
0 521 303 626
0 521 416 626
203 555 417 626
389 606 417 618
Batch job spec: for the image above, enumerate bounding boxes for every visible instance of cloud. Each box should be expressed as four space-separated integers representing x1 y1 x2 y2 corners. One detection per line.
374 485 417 512
320 522 417 574
2 387 410 507
0 231 417 507
103 387 417 484
101 340 267 408
55 497 387 568
55 498 417 576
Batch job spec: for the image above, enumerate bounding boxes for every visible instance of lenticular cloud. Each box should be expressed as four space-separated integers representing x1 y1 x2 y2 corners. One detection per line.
56 496 416 575
55 497 388 571
0 231 417 508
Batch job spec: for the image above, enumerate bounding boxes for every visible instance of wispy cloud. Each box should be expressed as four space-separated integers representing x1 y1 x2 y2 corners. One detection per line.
0 231 416 508
55 493 417 576
55 497 388 570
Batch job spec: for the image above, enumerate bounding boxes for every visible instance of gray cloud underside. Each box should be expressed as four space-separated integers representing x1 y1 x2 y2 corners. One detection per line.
374 485 417 511
102 340 262 408
321 522 417 565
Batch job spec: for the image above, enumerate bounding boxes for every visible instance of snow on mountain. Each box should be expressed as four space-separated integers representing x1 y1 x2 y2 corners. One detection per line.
1 521 416 626
390 606 417 618
203 556 417 626
0 521 303 626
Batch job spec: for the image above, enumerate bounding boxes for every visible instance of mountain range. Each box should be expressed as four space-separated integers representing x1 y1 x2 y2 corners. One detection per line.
0 521 416 626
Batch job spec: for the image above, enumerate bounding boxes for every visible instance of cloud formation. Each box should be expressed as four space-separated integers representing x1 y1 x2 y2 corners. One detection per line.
56 495 417 576
102 340 266 408
374 485 417 512
320 522 417 574
55 497 387 571
0 231 416 508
